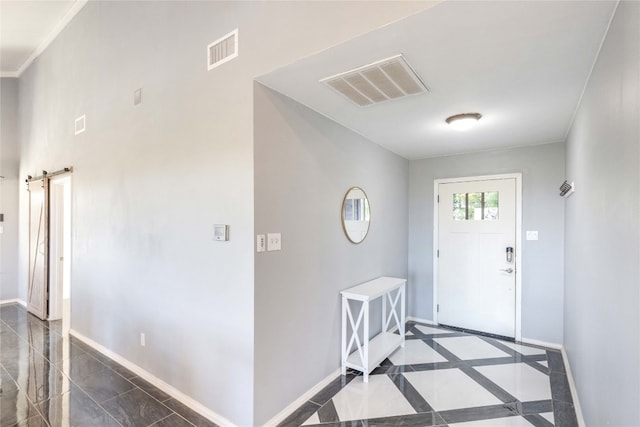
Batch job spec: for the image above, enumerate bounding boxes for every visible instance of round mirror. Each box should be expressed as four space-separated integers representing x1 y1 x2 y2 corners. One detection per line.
341 187 371 244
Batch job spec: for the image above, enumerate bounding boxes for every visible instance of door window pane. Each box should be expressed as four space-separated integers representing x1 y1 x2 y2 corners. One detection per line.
453 191 499 221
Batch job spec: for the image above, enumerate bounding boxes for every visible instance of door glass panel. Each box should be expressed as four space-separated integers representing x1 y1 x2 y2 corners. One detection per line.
453 191 499 221
453 193 467 220
483 191 499 220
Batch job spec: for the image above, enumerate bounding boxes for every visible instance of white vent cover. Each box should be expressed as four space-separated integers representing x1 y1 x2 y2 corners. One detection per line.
320 55 428 107
208 29 238 71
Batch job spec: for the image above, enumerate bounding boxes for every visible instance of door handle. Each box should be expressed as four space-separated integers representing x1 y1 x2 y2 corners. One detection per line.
499 268 514 274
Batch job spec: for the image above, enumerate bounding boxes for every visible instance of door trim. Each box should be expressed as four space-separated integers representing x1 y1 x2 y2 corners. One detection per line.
433 173 523 341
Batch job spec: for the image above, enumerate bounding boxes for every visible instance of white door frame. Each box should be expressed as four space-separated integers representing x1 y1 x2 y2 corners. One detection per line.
48 174 72 322
433 173 523 341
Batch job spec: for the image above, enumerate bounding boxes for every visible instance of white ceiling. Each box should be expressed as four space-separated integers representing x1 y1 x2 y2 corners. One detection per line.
0 0 85 76
257 1 616 160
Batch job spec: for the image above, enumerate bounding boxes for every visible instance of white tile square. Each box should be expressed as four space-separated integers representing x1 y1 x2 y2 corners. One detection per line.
301 412 320 425
406 330 414 336
415 324 455 335
498 341 547 356
475 363 552 402
331 374 416 421
388 339 448 365
449 416 535 427
434 336 511 360
539 361 548 368
404 369 502 411
541 412 554 424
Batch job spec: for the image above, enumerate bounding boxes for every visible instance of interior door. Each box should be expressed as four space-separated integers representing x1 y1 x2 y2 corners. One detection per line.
28 179 49 320
438 178 516 338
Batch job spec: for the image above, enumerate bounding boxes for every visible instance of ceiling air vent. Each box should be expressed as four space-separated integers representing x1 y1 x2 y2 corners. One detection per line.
320 55 428 107
208 29 238 71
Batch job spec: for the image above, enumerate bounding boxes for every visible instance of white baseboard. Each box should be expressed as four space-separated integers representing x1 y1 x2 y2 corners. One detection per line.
0 299 27 307
561 346 586 427
263 368 341 427
407 316 436 326
520 337 562 350
69 329 236 427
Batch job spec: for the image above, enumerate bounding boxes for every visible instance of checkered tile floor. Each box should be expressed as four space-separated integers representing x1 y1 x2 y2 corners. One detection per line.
280 323 578 427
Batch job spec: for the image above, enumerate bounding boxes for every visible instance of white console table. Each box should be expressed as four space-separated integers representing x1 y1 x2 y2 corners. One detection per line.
341 276 406 382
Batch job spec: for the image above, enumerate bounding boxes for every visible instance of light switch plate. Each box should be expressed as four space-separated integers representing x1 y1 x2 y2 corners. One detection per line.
257 234 266 252
267 233 281 251
526 230 539 241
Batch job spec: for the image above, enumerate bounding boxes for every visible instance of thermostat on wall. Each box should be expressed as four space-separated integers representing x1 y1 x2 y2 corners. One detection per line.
214 224 229 241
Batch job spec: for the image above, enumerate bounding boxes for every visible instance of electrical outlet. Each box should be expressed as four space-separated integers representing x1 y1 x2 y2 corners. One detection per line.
140 333 146 347
267 233 281 251
526 231 539 241
257 234 266 252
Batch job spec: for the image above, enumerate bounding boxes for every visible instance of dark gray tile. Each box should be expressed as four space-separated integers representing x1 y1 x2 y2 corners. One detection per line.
439 403 519 424
73 365 136 403
2 351 51 385
0 366 19 396
39 333 86 366
309 374 356 406
553 400 579 427
523 413 554 427
519 399 553 415
130 376 172 402
362 412 445 426
306 421 363 427
102 387 173 427
371 364 414 375
9 414 50 427
546 350 566 374
13 363 72 404
162 398 219 427
317 399 339 423
45 320 63 335
38 384 121 427
151 414 196 427
277 400 321 427
61 351 107 381
526 361 549 376
460 366 517 404
550 372 574 405
99 359 138 380
0 389 40 426
389 373 432 413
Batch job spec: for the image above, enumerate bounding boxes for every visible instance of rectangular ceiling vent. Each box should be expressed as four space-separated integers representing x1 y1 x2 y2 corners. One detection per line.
208 29 238 71
320 54 428 107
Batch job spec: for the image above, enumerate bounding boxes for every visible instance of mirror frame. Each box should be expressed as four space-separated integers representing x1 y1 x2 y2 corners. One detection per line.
341 186 371 244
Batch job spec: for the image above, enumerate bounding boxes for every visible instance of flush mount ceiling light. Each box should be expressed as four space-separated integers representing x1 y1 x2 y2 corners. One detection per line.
446 113 482 131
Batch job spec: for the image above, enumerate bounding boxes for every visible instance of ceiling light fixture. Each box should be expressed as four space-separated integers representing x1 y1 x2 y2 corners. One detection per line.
446 113 482 131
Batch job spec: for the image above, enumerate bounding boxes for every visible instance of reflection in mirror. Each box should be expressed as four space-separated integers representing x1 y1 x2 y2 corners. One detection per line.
342 187 371 244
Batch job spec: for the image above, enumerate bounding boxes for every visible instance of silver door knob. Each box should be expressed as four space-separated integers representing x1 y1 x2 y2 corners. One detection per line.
499 268 514 273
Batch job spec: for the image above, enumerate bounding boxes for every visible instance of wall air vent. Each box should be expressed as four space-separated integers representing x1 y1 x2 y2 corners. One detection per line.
208 29 238 71
320 54 428 107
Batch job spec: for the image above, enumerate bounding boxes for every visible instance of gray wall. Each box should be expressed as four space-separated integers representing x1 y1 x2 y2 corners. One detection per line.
1 78 19 301
409 143 565 344
254 84 409 425
564 2 640 425
15 2 430 425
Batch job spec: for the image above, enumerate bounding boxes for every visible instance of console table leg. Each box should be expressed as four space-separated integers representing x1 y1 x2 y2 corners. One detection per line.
341 296 347 375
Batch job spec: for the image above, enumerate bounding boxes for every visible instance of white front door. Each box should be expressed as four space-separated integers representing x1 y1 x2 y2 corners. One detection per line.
437 177 517 338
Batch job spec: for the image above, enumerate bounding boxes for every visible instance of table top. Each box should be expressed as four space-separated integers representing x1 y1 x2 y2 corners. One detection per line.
340 276 406 301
